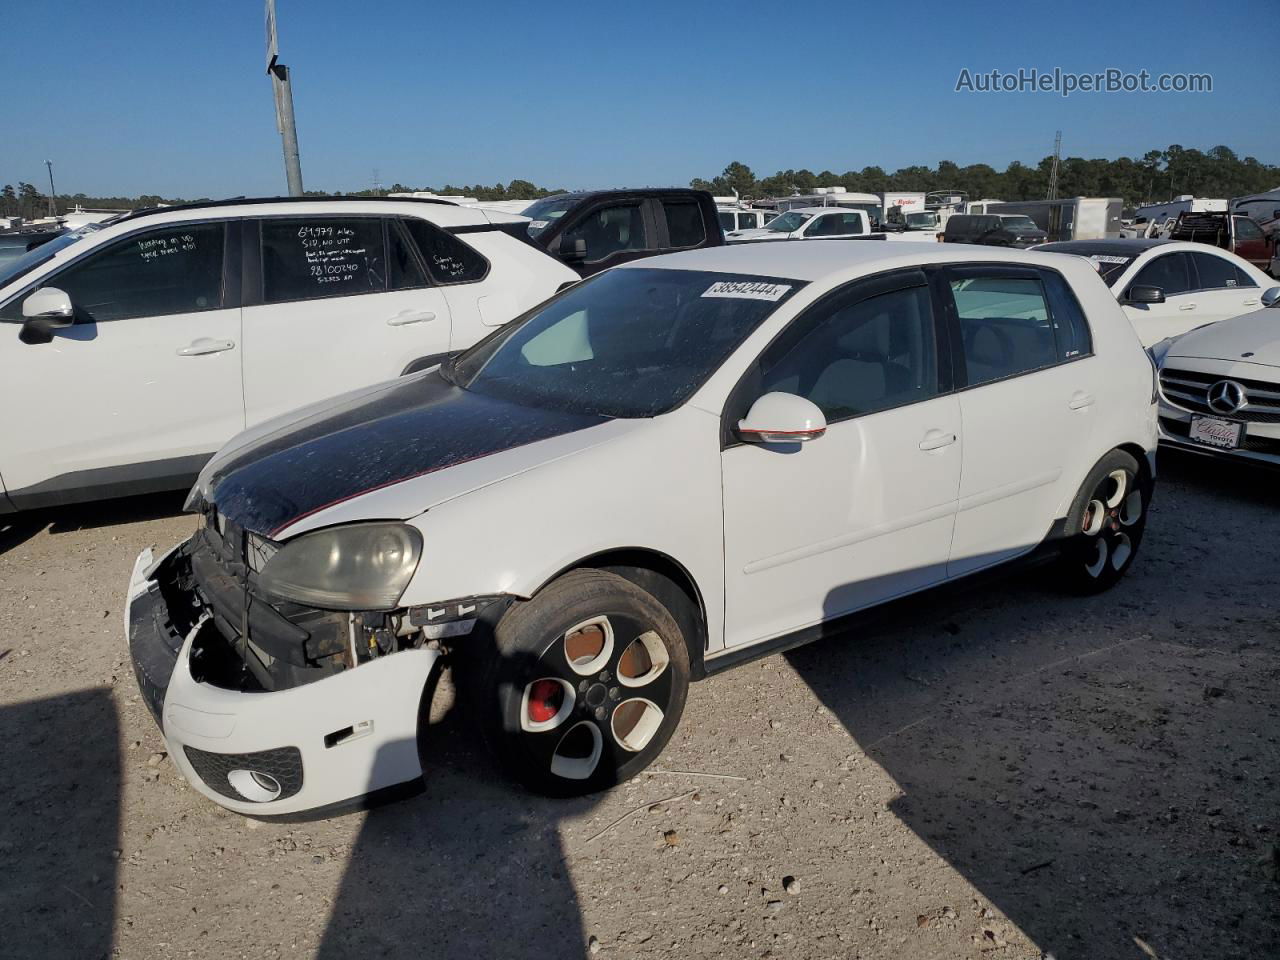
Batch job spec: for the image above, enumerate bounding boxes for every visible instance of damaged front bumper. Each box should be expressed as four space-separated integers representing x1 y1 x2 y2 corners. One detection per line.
125 544 441 818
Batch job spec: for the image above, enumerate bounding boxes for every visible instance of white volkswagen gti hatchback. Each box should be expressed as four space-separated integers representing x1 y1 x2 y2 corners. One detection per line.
0 197 577 512
126 242 1158 817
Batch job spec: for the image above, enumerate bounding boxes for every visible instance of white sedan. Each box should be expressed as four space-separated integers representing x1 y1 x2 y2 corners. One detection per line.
127 241 1157 816
1153 292 1280 465
1034 238 1274 346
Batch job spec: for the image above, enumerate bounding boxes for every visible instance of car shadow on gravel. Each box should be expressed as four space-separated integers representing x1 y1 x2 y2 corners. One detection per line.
1 491 188 556
315 667 598 960
0 688 121 960
788 551 1279 959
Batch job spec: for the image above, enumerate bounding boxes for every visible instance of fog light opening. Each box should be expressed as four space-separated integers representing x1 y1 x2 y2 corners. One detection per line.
227 768 283 802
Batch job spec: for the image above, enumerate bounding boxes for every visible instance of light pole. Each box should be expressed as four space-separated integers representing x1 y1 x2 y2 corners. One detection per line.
265 0 304 196
45 160 57 217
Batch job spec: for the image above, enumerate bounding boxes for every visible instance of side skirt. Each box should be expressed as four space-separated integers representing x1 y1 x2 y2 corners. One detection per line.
702 518 1070 678
4 453 212 512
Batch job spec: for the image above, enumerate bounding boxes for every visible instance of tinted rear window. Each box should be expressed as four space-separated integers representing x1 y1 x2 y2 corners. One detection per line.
1035 243 1134 287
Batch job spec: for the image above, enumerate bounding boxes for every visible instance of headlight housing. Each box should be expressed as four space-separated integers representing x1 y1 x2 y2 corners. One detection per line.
258 522 423 610
1147 336 1176 367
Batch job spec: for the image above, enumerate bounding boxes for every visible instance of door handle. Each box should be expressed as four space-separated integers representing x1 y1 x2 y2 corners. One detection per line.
387 310 436 326
1178 302 1197 312
177 338 235 356
1068 391 1095 411
1242 298 1259 306
918 430 957 451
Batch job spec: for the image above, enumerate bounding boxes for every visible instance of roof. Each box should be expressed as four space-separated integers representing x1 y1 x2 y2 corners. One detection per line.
781 206 871 215
1035 238 1178 255
93 196 515 235
619 238 1086 283
538 188 710 201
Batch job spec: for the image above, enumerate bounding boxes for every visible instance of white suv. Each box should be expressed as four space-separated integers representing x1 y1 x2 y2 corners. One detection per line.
0 198 577 511
126 242 1157 816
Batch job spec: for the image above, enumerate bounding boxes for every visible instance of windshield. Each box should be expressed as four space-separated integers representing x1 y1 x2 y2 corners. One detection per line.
0 227 96 289
1034 243 1134 286
766 211 811 233
904 212 938 229
447 267 804 418
1002 216 1041 234
521 195 582 239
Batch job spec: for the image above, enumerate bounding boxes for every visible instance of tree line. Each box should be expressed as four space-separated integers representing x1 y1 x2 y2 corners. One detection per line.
0 179 565 219
4 144 1276 220
691 145 1279 208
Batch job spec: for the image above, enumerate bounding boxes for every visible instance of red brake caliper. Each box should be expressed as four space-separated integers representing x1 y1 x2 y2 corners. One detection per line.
528 679 564 724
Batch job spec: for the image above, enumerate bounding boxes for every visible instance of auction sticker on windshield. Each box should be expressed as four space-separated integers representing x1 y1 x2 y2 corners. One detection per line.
1188 415 1242 449
702 280 792 301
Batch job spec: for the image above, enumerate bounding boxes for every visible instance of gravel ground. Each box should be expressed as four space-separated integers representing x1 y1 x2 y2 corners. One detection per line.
1 451 1277 960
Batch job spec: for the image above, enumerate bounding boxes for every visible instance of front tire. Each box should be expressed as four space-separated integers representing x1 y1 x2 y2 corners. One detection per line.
475 569 690 797
1057 450 1148 594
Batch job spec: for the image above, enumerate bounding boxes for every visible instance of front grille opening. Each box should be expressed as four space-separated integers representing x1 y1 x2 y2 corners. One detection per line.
189 619 265 692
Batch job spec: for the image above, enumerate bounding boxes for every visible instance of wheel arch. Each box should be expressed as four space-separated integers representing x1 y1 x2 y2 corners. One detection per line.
1115 441 1155 491
536 548 710 681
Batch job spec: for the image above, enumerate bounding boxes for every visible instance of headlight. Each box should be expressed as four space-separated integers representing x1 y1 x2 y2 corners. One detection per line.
258 523 423 610
1147 337 1176 367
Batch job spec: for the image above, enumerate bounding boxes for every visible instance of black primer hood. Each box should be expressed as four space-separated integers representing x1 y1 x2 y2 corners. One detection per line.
205 373 607 537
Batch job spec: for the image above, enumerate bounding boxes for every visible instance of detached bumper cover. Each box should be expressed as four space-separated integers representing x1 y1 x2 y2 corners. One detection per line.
125 545 440 817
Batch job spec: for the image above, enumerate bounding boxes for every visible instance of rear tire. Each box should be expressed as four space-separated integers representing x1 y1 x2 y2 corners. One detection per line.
473 569 690 797
1056 450 1148 594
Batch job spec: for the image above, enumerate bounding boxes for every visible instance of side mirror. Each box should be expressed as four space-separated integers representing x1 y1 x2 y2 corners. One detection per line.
19 287 75 342
558 237 587 262
1125 285 1166 305
737 392 827 444
1261 286 1280 308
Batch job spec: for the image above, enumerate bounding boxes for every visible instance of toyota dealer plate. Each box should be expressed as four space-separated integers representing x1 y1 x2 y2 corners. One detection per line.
1188 415 1242 450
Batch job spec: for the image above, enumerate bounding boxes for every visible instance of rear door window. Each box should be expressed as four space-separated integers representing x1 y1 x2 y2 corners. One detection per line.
261 217 386 303
950 274 1057 386
717 211 735 232
1130 253 1191 296
662 200 706 249
1191 252 1242 290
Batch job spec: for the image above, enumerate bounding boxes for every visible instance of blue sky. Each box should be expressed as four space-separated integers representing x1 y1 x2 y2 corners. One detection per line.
5 0 1277 198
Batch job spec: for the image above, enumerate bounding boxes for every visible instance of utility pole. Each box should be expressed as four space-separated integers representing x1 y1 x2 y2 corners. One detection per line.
45 160 57 217
1046 131 1062 201
265 0 304 196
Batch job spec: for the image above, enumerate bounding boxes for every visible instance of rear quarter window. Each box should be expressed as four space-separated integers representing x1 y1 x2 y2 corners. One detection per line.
1040 269 1093 359
403 218 489 284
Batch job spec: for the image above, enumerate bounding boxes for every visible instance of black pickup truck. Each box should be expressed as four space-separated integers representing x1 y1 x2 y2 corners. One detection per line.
519 188 723 277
